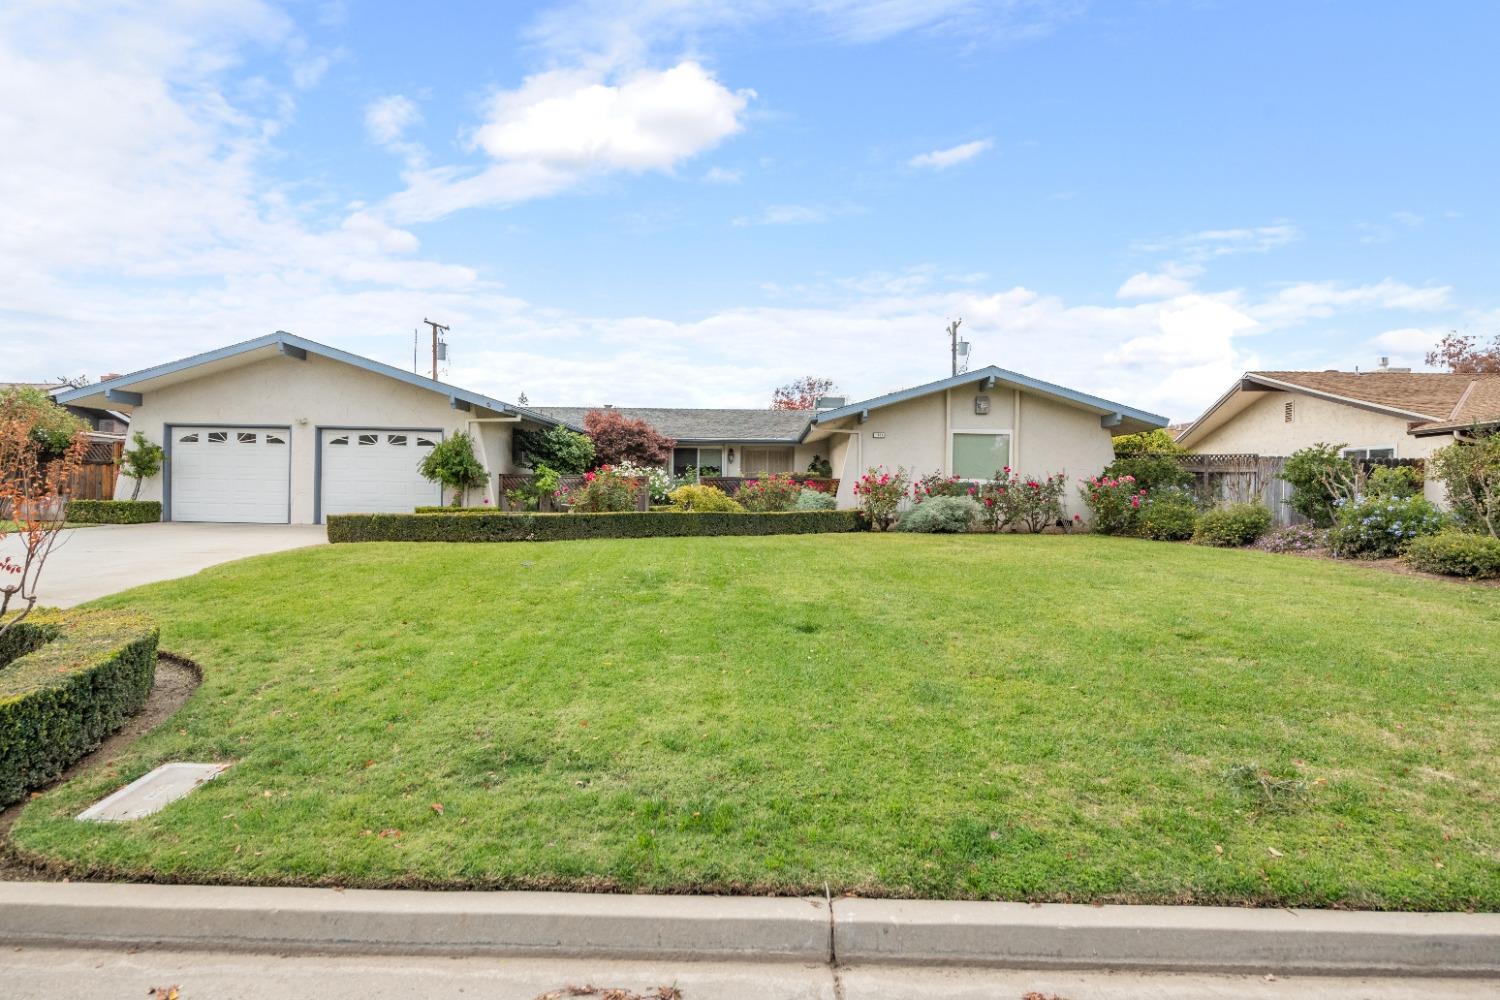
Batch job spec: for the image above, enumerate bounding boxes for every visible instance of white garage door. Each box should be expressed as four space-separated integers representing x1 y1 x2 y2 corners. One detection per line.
171 427 290 523
321 430 442 517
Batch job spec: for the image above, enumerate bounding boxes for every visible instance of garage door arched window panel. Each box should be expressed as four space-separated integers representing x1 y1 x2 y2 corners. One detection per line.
169 425 291 524
319 427 444 519
951 431 1011 480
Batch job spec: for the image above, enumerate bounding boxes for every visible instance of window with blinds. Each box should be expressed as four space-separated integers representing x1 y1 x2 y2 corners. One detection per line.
740 446 795 474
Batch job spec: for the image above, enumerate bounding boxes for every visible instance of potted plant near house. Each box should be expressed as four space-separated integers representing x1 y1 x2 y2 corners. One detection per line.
120 432 165 501
418 432 487 507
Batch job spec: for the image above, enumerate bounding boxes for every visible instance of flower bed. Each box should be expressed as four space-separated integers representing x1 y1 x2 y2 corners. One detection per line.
329 509 864 543
0 608 158 806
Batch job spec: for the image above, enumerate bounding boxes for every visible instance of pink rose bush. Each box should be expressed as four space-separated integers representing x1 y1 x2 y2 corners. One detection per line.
853 466 910 531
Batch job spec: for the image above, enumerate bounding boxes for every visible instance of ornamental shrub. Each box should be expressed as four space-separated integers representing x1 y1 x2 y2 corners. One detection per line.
65 499 161 524
1280 443 1356 527
667 484 744 512
418 431 487 506
556 465 640 512
897 495 979 533
1078 474 1145 535
792 488 837 511
1328 493 1446 558
913 472 969 502
1429 435 1500 537
736 473 802 512
583 409 674 466
121 431 165 501
0 385 87 460
1254 523 1328 554
1137 487 1198 541
1365 464 1424 499
1403 532 1500 579
611 460 677 502
852 466 909 531
1192 502 1273 547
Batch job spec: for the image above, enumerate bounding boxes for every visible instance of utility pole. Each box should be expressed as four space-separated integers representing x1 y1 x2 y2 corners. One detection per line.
423 318 449 380
947 318 968 376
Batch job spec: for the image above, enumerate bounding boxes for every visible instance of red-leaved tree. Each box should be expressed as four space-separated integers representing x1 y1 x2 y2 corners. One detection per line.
1 396 87 637
1426 331 1500 374
583 409 674 467
771 376 837 410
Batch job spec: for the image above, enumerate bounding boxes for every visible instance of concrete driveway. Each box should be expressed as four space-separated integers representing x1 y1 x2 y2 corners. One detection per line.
2 522 326 607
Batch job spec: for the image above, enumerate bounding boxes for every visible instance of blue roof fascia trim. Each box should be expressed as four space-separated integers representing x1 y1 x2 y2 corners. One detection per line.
812 365 1168 428
54 330 573 429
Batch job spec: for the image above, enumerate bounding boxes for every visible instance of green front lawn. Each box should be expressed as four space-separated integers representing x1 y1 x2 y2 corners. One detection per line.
10 535 1499 909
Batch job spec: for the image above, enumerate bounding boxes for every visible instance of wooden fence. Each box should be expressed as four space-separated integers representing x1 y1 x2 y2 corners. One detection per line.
72 437 125 501
1177 454 1425 526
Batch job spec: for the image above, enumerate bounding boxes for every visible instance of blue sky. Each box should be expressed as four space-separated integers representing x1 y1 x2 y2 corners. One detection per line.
2 1 1496 420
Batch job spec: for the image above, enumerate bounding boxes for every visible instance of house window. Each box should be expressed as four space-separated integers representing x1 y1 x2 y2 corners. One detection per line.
1284 401 1294 423
740 446 793 475
952 432 1010 480
1344 447 1396 460
673 446 724 477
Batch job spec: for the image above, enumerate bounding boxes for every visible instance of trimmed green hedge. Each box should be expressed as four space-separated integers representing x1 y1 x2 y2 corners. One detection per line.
66 499 161 524
329 509 865 543
1403 532 1500 580
0 608 159 806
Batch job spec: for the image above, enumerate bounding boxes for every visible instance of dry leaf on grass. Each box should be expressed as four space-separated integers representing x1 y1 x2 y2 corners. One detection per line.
533 987 682 1000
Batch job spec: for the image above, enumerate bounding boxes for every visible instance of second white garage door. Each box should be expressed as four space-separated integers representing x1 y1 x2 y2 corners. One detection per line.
321 430 443 517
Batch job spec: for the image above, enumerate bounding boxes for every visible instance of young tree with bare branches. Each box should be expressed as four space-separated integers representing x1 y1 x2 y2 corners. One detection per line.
1426 331 1500 373
1 396 86 637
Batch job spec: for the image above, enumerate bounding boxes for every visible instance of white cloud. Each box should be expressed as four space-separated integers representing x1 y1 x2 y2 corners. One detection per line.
1391 210 1424 228
1252 279 1451 325
908 139 993 170
704 166 743 184
1138 223 1301 261
383 62 752 222
1116 263 1203 300
365 94 421 147
732 204 830 226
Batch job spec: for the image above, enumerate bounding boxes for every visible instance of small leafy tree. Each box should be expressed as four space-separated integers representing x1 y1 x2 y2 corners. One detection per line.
584 410 674 467
1280 443 1356 527
1 397 87 636
513 424 595 475
0 386 87 461
121 431 165 501
1429 433 1500 537
1105 429 1190 492
771 376 838 410
418 432 486 507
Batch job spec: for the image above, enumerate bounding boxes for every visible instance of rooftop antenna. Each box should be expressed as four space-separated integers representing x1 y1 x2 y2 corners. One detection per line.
423 318 449 380
947 318 970 376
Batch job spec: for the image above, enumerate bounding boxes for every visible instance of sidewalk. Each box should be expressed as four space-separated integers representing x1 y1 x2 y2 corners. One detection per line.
1 881 1496 978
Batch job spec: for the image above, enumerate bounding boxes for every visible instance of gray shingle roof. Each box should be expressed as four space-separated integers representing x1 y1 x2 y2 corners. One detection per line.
530 407 813 442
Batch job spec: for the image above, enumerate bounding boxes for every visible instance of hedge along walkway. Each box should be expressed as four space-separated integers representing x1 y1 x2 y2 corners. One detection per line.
8 535 1500 909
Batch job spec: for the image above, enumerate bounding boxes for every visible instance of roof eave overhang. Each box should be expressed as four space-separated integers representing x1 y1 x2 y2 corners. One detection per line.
1176 373 1442 447
53 331 561 427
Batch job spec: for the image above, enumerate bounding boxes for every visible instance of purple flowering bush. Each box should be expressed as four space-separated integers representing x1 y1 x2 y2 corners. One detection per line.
1329 494 1447 559
1254 523 1328 554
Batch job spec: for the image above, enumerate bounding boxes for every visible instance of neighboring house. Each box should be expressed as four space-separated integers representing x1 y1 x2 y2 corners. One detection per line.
1175 367 1500 503
54 331 1167 524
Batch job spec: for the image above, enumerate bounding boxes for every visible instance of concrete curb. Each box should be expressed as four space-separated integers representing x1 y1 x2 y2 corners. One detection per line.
0 882 831 961
834 898 1500 976
1 882 1498 976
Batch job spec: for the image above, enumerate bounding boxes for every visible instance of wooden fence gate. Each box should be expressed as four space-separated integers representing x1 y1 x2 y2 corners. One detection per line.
1176 454 1426 526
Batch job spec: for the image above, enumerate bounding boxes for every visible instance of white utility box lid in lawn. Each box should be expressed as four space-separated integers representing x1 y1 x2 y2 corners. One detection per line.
76 762 230 822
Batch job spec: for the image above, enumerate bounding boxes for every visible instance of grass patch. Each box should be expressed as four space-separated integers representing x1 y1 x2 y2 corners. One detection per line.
9 534 1499 909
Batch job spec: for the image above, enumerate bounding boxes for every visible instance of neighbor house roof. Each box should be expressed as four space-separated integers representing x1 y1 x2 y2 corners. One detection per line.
53 331 567 428
810 365 1169 437
1175 369 1500 445
530 407 813 443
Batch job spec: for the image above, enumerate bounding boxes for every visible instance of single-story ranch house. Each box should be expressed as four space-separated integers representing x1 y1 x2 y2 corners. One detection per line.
55 331 1167 524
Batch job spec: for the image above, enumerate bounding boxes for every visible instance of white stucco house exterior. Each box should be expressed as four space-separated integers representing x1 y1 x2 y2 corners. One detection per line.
55 331 1168 524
